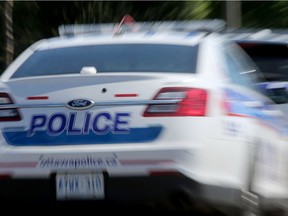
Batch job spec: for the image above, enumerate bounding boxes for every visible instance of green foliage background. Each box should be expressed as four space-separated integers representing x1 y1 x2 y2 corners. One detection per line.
0 1 287 72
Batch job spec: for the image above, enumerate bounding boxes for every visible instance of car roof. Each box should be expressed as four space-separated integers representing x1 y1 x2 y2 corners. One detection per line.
33 19 226 51
223 28 288 44
36 31 209 50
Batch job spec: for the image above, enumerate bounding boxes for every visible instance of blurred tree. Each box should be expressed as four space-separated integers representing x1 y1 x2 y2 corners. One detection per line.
0 2 4 72
13 1 41 60
242 1 288 28
4 0 13 68
180 1 223 19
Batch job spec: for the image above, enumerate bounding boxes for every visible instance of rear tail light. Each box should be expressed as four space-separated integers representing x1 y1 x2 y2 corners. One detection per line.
143 87 208 117
221 91 231 115
0 174 11 179
0 93 21 121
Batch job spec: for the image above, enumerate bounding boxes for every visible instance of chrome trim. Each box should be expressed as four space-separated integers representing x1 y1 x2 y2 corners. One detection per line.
0 99 181 109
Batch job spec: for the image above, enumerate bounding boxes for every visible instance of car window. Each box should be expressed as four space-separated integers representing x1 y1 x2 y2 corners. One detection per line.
238 43 288 82
223 41 265 93
11 44 199 78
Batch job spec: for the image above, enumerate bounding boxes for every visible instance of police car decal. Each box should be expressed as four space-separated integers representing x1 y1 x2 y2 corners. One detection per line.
28 112 131 137
3 126 162 146
38 155 119 169
224 88 287 133
2 111 163 146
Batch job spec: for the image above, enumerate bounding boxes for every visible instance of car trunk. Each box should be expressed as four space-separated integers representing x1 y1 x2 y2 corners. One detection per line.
0 73 197 147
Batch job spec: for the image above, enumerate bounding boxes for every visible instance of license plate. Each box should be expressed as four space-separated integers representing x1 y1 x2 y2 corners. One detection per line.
56 172 104 200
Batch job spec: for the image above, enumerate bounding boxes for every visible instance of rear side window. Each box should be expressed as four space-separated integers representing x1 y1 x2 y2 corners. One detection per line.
11 44 199 78
224 41 264 92
238 42 288 82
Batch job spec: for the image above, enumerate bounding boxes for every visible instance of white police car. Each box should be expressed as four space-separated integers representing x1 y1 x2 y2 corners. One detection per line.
0 17 287 215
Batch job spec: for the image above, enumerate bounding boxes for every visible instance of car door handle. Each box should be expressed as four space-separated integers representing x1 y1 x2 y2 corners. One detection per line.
261 109 284 117
242 101 263 108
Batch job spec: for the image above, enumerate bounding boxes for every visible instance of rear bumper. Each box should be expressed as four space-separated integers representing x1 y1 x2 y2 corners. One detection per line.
0 173 242 209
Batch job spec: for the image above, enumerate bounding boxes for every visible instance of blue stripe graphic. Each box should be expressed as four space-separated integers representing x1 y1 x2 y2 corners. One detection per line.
224 88 288 134
2 126 163 146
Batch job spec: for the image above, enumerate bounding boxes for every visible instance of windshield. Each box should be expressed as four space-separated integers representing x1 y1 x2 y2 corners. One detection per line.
11 44 199 78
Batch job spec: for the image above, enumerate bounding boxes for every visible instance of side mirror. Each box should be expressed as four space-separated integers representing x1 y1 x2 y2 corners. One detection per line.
257 82 288 104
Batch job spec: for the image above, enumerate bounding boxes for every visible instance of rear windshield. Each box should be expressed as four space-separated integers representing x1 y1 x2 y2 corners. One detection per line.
11 44 199 78
238 42 288 82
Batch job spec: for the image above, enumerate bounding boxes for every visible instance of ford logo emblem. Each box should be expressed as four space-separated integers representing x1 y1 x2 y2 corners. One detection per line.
66 99 94 110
